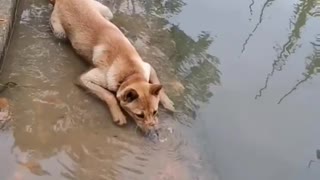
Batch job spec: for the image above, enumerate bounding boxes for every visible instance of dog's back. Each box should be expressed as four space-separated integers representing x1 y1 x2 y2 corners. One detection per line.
53 0 105 60
53 0 135 64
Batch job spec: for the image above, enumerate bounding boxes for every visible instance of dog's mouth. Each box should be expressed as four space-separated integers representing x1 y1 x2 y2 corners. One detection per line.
123 110 159 134
136 123 158 135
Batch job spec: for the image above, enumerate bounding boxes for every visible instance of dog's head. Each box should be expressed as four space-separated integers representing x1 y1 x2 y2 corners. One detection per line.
117 81 162 134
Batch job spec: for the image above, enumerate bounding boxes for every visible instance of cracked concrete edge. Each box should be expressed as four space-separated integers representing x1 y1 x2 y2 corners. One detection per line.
0 0 18 72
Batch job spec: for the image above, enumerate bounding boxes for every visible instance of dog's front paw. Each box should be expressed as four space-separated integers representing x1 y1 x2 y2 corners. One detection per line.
161 96 175 112
112 110 127 126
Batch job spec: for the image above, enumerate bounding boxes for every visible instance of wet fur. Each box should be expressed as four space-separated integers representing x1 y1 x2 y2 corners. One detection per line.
49 0 175 133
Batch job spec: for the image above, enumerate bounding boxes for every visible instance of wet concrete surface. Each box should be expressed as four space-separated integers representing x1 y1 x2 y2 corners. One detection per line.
1 0 320 180
0 0 17 69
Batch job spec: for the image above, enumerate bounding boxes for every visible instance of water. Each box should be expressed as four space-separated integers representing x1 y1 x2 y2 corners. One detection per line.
0 0 320 179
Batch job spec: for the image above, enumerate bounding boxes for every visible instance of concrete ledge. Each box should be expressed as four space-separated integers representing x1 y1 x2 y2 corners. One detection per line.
0 0 18 71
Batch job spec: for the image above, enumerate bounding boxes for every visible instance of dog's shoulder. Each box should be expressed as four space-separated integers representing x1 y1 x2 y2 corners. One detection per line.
140 61 151 82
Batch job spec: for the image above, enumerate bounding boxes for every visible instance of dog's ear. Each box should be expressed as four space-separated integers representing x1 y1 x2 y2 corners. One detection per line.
122 88 139 102
150 84 162 96
49 0 55 5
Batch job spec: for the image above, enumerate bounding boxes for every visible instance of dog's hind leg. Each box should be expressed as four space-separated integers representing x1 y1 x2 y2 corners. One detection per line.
149 66 175 112
50 8 67 40
79 68 127 126
93 1 113 20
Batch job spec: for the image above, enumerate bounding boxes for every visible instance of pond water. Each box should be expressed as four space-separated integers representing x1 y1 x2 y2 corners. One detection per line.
0 0 320 180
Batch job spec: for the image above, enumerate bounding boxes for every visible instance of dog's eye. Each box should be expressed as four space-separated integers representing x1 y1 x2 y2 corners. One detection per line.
153 110 158 116
136 113 144 119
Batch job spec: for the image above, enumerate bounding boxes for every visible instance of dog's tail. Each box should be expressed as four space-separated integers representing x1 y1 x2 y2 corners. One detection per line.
49 0 55 5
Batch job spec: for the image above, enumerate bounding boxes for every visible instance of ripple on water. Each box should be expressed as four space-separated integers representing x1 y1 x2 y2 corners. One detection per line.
20 4 52 39
104 111 202 180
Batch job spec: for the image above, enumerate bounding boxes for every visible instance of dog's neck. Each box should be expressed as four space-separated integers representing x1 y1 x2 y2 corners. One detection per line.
118 73 147 91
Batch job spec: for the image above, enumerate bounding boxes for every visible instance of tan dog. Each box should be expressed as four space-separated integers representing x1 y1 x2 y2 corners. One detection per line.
49 0 175 133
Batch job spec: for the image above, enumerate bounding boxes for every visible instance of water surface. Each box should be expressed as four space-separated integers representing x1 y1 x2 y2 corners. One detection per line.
0 0 320 180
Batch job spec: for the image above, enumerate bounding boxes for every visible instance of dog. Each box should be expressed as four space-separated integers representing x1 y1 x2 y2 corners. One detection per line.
49 0 175 134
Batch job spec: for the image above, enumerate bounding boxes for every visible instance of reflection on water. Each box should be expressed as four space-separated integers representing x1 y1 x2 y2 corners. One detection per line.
255 0 317 101
0 0 219 179
249 0 255 16
278 34 320 104
242 0 275 53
